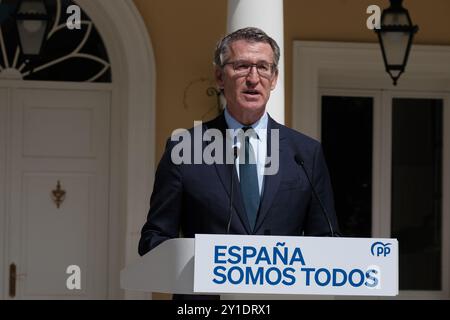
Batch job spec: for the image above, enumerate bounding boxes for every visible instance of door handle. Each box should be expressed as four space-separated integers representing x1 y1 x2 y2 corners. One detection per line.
9 263 16 298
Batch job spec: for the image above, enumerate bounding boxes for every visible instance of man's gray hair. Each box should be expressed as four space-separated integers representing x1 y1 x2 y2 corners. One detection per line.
214 27 280 70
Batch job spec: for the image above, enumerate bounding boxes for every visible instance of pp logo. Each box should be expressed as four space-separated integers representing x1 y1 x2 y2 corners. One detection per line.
371 242 392 257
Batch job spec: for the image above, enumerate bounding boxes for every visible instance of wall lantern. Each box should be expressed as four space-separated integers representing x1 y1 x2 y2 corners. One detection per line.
14 0 50 58
375 0 418 85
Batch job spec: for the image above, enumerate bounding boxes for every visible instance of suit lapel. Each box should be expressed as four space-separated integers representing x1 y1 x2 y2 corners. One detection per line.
206 114 252 234
214 163 252 233
254 117 285 232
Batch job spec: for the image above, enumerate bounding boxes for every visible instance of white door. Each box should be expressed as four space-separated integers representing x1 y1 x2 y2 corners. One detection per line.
3 87 110 299
0 88 8 298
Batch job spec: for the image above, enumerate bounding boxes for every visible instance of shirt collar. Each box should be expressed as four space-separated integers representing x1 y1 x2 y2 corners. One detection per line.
224 107 268 134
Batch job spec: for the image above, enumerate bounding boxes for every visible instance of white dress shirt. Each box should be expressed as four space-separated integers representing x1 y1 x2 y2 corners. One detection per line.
224 108 268 195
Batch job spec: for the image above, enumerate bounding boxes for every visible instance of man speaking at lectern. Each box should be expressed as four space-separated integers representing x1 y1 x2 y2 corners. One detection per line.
138 27 340 271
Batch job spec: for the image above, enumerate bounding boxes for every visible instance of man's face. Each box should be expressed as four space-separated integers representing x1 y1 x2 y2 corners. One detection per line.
215 40 278 123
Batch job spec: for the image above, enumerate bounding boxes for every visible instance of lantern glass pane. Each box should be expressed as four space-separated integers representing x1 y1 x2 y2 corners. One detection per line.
17 20 47 55
381 31 409 66
389 70 402 79
382 12 409 26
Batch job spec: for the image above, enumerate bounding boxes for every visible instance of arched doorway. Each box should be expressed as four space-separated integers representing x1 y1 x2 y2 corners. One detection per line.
0 0 156 299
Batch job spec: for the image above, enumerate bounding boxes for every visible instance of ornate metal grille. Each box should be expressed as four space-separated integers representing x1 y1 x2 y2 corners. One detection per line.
0 0 111 82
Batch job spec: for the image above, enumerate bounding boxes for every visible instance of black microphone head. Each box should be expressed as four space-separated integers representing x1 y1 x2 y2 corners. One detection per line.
294 153 304 166
233 146 239 159
227 146 239 234
294 151 335 237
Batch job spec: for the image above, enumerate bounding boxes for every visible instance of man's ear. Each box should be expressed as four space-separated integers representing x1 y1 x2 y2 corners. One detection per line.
215 66 224 90
270 70 279 91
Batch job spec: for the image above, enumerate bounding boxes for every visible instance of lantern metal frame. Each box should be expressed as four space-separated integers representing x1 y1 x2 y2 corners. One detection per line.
375 0 419 85
14 0 51 59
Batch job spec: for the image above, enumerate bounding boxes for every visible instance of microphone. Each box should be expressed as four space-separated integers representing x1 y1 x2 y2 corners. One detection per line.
294 153 336 237
226 146 239 234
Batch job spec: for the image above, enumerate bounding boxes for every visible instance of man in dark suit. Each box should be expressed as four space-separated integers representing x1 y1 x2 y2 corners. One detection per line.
138 27 340 299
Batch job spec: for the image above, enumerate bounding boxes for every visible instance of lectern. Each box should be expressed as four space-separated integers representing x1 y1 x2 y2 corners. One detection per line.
121 238 196 295
121 234 398 297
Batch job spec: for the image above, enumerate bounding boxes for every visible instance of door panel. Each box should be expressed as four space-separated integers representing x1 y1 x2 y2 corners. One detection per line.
23 105 96 158
321 95 374 237
391 98 443 291
0 88 8 299
22 173 92 296
9 88 110 299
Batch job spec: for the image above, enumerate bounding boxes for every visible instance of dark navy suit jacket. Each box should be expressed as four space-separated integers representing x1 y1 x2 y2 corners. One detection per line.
138 113 340 256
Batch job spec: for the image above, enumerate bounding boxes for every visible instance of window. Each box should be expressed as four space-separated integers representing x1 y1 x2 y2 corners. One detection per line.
319 89 448 297
294 41 450 299
0 0 111 82
321 95 373 237
391 98 443 291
